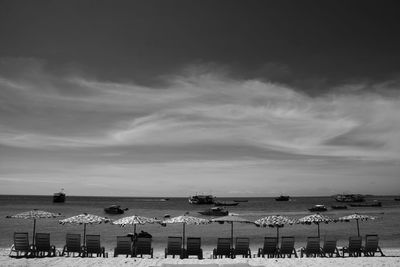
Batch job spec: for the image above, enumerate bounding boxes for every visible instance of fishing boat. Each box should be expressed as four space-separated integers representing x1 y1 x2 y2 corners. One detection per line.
214 201 239 206
104 205 128 214
53 189 66 203
394 197 400 201
331 205 348 210
349 201 382 207
275 195 290 201
198 207 229 216
308 204 328 212
233 199 248 202
189 194 215 204
334 194 365 202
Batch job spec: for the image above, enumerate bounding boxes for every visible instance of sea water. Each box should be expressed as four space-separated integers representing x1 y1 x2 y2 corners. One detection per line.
0 195 399 250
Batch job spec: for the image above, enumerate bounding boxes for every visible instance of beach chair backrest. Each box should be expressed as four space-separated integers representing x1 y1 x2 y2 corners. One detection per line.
216 238 231 254
235 237 250 254
186 237 201 254
66 233 81 253
35 233 51 250
116 236 132 254
322 236 337 253
14 232 29 251
167 236 182 254
280 236 295 254
305 237 321 254
85 235 101 253
348 236 362 252
263 237 278 253
364 235 379 252
136 237 152 254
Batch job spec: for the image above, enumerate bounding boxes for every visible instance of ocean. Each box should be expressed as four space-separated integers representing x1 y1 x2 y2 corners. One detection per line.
1 195 399 251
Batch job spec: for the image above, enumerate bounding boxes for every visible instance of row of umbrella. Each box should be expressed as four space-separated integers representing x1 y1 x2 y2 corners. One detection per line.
7 210 376 248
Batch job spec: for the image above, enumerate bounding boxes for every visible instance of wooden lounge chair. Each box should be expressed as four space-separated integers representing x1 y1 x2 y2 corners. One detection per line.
165 236 183 259
300 237 321 257
34 233 56 257
114 236 132 257
277 236 297 258
362 234 385 256
84 235 106 257
212 238 232 259
320 236 340 257
134 237 153 258
62 233 83 257
233 237 251 258
184 237 203 259
9 232 33 258
341 236 362 257
257 236 278 258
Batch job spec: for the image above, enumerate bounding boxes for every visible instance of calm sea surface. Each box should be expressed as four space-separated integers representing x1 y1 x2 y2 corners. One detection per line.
1 195 399 250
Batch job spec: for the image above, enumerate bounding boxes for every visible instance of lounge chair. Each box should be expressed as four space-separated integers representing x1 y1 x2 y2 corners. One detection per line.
257 236 278 258
34 233 56 257
320 236 340 257
114 236 133 257
165 236 183 259
300 237 321 257
212 238 232 259
184 237 203 259
233 237 251 258
362 234 385 256
84 235 106 257
62 233 84 257
9 232 33 258
277 236 297 258
134 237 153 258
341 236 362 257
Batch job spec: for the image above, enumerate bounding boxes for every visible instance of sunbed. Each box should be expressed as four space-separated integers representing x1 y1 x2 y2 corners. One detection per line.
84 234 106 257
114 236 133 257
320 236 340 257
277 236 297 258
184 237 203 259
34 233 56 257
212 238 232 258
232 237 251 258
61 233 84 257
134 237 153 258
341 236 362 257
257 236 278 258
362 234 385 256
165 236 183 258
9 232 33 258
300 236 321 257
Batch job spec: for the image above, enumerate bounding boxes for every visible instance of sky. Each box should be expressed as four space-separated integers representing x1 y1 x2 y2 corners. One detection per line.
1 0 400 197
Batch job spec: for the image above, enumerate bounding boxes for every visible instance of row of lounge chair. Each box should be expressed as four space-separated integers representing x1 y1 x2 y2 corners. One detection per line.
9 232 385 259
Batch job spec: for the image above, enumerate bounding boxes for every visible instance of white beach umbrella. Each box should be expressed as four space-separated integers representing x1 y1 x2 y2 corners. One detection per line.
112 215 161 234
211 214 255 247
297 213 334 237
338 213 376 237
255 215 296 240
163 215 210 249
6 209 62 244
59 213 110 245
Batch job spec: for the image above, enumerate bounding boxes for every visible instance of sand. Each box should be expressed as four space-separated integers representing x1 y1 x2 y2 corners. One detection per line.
1 248 399 267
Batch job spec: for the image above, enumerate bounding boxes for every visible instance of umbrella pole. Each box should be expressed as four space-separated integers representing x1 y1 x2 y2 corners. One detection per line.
83 224 87 246
231 222 234 248
33 218 36 245
134 224 137 234
276 227 279 241
183 223 186 251
356 219 360 237
318 223 320 238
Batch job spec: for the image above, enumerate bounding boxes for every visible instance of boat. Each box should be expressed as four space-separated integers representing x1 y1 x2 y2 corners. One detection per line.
214 201 239 206
334 194 365 202
394 197 400 201
198 207 229 216
349 201 382 207
308 204 328 212
331 205 348 210
104 205 128 214
233 199 248 202
275 195 290 201
53 189 66 203
189 194 215 204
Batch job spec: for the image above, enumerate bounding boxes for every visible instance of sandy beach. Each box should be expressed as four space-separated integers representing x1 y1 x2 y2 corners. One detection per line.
1 247 399 267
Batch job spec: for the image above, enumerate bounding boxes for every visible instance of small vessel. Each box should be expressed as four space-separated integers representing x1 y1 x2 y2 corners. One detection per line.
214 201 239 206
104 205 128 214
331 205 348 210
394 197 400 201
53 189 66 203
308 204 328 212
350 201 382 207
334 194 365 202
189 194 215 204
275 195 290 201
233 199 248 202
198 207 229 216
160 198 170 201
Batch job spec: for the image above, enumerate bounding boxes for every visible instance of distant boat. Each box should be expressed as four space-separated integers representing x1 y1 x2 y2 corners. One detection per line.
350 201 382 207
189 194 215 204
214 201 239 206
394 197 400 201
53 189 66 203
308 204 328 212
104 205 127 214
334 194 365 202
275 195 290 201
160 198 170 201
233 199 248 202
198 207 229 216
331 205 348 210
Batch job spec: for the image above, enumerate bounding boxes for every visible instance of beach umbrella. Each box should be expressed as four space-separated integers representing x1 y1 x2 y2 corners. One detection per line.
338 213 376 237
255 215 296 240
112 215 161 234
211 214 255 247
297 213 334 237
163 215 210 249
6 209 62 244
59 213 110 245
